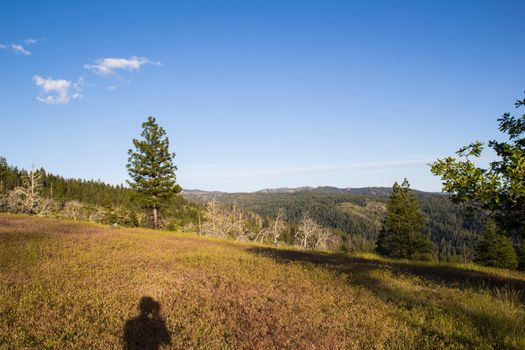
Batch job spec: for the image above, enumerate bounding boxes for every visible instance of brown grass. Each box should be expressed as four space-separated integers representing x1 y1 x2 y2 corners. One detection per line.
0 214 524 349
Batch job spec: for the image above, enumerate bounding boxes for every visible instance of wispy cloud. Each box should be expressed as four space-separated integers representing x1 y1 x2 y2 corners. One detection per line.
181 159 434 180
11 44 31 55
0 37 40 55
84 56 160 76
33 75 83 104
24 38 40 45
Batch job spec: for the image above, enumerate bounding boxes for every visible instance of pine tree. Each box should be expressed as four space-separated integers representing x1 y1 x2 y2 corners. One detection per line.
376 179 434 260
474 221 518 269
127 116 181 228
0 157 8 193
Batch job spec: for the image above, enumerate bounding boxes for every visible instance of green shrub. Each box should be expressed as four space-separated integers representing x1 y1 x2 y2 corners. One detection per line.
475 221 518 269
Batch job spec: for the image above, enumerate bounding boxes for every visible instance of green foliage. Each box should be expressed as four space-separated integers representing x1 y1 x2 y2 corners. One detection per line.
163 195 205 230
375 179 434 260
0 157 8 192
474 221 518 270
127 116 181 228
184 189 484 260
0 157 22 195
0 157 201 229
431 93 525 239
520 241 525 271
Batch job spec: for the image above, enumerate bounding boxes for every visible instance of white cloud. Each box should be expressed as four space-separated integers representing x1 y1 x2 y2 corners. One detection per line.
11 44 31 55
0 38 39 54
24 38 39 44
106 85 117 91
84 56 160 76
181 159 434 180
33 75 83 104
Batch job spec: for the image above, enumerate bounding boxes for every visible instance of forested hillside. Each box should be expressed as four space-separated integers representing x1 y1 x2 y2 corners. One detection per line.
183 188 486 261
0 157 201 228
1 156 486 262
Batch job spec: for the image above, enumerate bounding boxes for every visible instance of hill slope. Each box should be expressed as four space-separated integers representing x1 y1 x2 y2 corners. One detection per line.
1 214 524 349
183 188 485 260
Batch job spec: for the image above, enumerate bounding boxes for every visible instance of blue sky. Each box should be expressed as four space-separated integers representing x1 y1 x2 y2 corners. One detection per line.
1 0 524 192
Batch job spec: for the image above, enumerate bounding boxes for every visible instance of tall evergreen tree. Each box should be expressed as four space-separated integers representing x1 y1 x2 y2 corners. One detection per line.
127 116 181 228
474 220 518 269
0 157 8 193
376 179 434 260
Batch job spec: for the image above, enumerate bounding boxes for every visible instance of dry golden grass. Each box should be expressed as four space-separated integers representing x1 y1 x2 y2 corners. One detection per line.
1 214 524 349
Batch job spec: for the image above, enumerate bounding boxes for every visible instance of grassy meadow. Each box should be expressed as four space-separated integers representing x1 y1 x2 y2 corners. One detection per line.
1 213 524 349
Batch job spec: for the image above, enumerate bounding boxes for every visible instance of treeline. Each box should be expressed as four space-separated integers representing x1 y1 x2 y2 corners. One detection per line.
0 157 343 250
0 157 201 228
0 158 131 206
1 156 487 262
0 156 487 262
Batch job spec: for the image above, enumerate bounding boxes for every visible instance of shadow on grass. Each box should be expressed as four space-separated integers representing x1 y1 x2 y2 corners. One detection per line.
123 296 171 350
247 247 525 302
248 247 525 348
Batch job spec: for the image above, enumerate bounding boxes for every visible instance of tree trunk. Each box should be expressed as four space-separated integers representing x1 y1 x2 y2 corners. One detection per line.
198 213 202 235
152 207 158 229
273 212 281 244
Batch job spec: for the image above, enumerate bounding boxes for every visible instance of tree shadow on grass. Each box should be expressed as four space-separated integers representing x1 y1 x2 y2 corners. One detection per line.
123 296 171 350
345 266 524 348
248 247 525 348
247 247 525 302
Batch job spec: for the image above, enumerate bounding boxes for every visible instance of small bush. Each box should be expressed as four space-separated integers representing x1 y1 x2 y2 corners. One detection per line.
475 221 518 270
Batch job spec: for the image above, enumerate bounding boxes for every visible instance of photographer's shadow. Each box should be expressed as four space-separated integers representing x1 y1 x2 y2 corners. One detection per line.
123 296 171 350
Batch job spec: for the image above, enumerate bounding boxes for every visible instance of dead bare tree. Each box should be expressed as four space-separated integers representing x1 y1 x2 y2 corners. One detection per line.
6 187 25 213
233 209 252 241
201 201 236 238
199 202 265 241
254 209 285 244
22 169 42 213
88 206 106 223
253 227 268 242
295 213 319 248
273 209 285 244
37 197 54 217
64 200 83 220
314 227 341 250
7 168 51 216
294 213 340 249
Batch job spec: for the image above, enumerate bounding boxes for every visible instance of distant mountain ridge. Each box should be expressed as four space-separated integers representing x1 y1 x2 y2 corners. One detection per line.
183 186 437 196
